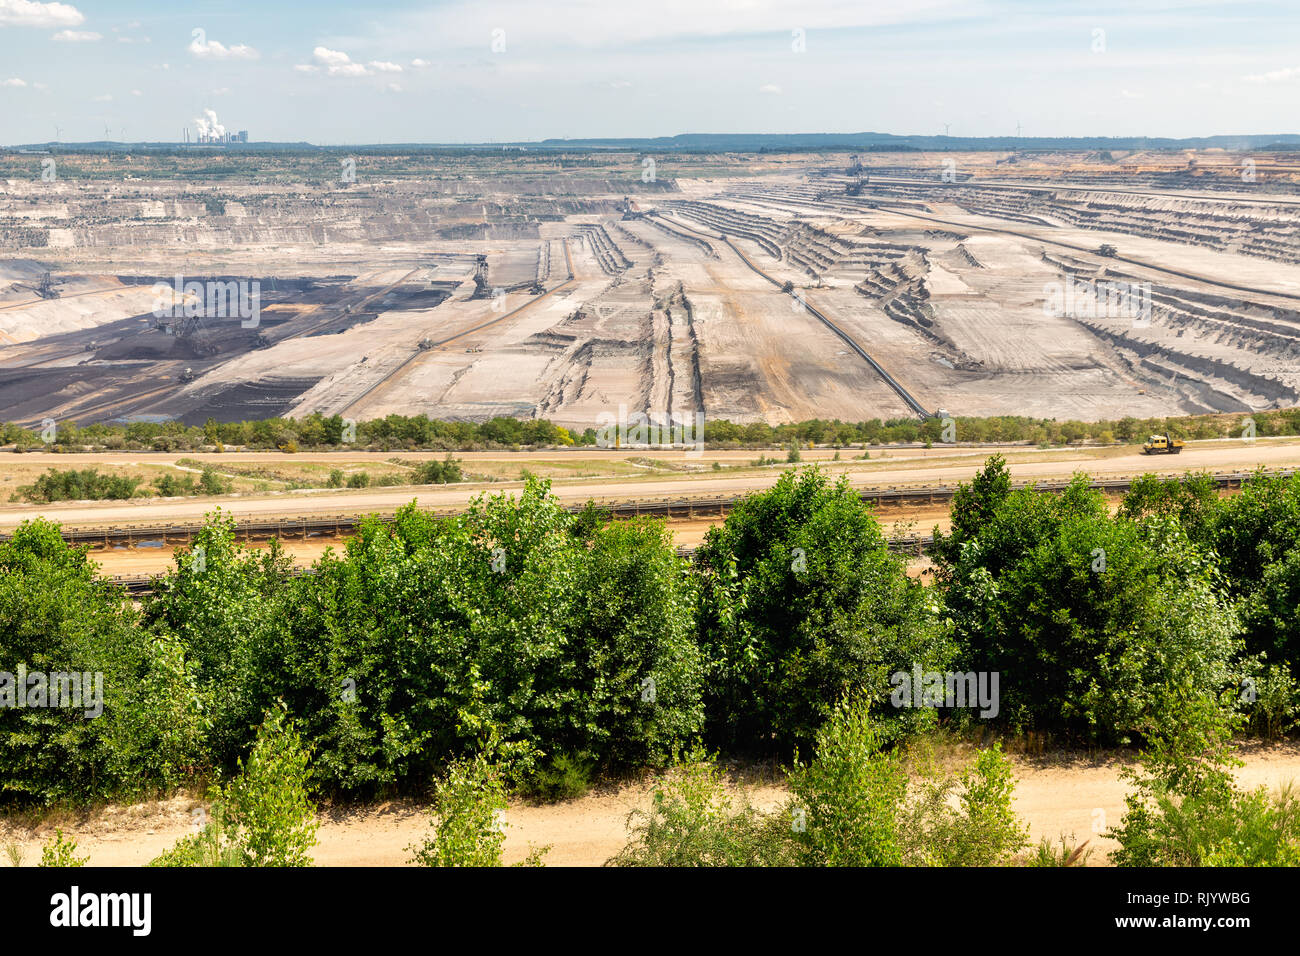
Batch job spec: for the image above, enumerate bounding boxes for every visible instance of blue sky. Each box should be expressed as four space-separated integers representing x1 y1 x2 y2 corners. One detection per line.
1 0 1298 144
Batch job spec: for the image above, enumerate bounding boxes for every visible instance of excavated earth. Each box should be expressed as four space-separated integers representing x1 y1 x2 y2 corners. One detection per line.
5 149 1300 429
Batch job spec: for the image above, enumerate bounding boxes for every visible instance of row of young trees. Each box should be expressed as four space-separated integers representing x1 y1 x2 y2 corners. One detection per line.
4 462 1300 862
4 406 1295 453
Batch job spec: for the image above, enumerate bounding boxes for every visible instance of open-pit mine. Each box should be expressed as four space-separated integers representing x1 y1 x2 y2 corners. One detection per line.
6 146 1300 430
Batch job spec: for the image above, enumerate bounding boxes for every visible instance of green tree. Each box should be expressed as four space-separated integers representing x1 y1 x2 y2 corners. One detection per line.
142 513 296 770
695 468 952 753
0 520 201 802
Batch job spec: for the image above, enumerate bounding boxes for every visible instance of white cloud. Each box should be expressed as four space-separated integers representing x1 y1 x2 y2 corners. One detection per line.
117 35 150 44
759 83 782 94
1243 65 1300 84
92 92 111 101
2 76 28 87
313 46 352 66
294 63 318 73
52 28 99 41
189 33 259 60
311 46 405 77
410 58 429 68
0 0 83 28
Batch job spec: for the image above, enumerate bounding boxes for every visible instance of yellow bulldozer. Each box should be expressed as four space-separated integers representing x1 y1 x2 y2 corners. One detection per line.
1142 433 1186 455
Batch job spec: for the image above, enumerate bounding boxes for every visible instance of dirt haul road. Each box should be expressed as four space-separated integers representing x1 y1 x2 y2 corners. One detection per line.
5 743 1297 867
4 438 1300 532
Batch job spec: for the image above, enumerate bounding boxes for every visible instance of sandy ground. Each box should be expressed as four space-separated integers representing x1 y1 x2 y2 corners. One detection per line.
2 437 1296 533
5 742 1297 867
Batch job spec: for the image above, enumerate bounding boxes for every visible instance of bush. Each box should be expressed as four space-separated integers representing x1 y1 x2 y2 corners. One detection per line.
151 708 318 867
408 752 548 867
897 742 1028 866
275 481 703 794
39 830 88 867
524 752 595 803
611 701 1030 868
937 460 1241 743
1119 472 1219 546
0 520 202 803
1027 834 1092 867
1209 470 1300 593
346 471 371 489
607 750 794 867
786 699 907 866
695 468 952 753
153 473 196 497
141 514 296 771
198 467 232 496
412 454 463 484
1109 700 1300 866
20 467 142 503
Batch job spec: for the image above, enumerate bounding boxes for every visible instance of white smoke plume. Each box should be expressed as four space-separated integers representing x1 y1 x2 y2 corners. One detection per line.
193 108 226 140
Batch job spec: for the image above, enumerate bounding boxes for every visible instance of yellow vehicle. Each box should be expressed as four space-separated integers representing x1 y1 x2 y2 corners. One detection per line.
1142 433 1185 455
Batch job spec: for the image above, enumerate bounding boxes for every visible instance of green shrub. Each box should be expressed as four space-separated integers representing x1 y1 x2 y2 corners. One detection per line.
148 804 243 867
142 515 296 771
0 520 203 803
151 708 318 867
277 482 703 795
695 468 952 753
607 750 794 867
786 699 907 866
937 460 1241 744
897 742 1028 866
1027 834 1092 867
20 467 142 503
198 467 232 496
412 454 463 484
611 702 1029 868
153 472 196 497
39 830 88 867
1108 693 1300 866
409 753 548 867
1118 472 1220 546
346 471 370 489
525 752 595 803
1241 660 1300 738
